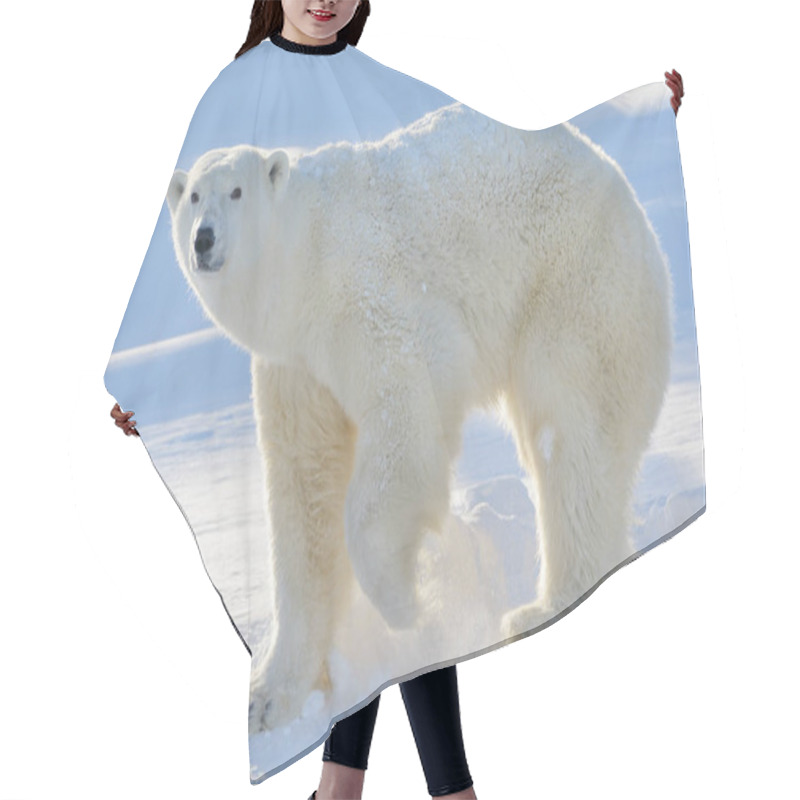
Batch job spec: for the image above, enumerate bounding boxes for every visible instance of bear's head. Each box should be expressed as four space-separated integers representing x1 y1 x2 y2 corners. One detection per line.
166 144 291 347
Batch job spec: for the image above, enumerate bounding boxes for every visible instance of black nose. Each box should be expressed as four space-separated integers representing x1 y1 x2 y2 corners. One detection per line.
194 226 215 255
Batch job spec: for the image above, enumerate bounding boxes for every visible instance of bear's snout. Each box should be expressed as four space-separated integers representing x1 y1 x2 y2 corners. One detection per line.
193 225 222 272
194 226 215 255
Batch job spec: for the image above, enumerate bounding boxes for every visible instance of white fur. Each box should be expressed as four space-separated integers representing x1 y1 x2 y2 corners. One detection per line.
167 101 673 734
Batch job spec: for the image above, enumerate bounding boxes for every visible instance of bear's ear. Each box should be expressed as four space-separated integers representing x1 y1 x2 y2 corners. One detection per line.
263 150 290 199
167 169 189 218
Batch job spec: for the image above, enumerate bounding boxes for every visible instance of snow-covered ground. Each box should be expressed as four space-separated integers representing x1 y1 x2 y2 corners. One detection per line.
128 320 703 782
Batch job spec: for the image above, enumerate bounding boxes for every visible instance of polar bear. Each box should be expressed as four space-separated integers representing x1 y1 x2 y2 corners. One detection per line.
166 100 673 734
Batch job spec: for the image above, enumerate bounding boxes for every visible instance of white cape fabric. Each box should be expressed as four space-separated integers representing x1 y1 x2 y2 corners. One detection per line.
103 32 705 784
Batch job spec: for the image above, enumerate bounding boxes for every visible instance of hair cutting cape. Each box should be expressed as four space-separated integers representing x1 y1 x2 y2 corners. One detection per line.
103 32 705 785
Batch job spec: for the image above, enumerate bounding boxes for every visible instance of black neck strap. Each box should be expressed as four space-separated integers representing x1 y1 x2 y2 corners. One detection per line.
269 31 348 55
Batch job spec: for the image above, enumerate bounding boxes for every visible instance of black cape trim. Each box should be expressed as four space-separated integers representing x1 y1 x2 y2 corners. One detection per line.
269 31 348 55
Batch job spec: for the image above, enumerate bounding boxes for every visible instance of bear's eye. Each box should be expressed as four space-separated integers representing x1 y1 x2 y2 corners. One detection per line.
190 191 199 204
231 187 242 200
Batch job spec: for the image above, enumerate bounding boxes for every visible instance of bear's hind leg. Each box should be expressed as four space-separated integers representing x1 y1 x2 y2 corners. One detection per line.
500 354 638 640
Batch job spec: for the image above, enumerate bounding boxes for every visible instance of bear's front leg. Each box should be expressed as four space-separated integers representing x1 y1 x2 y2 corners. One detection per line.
248 357 357 734
344 374 452 631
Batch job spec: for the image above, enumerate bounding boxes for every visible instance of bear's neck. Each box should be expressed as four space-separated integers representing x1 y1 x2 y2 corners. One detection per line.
267 153 364 375
256 166 328 366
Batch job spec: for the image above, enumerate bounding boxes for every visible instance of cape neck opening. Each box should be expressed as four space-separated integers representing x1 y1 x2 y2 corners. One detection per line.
269 31 348 55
